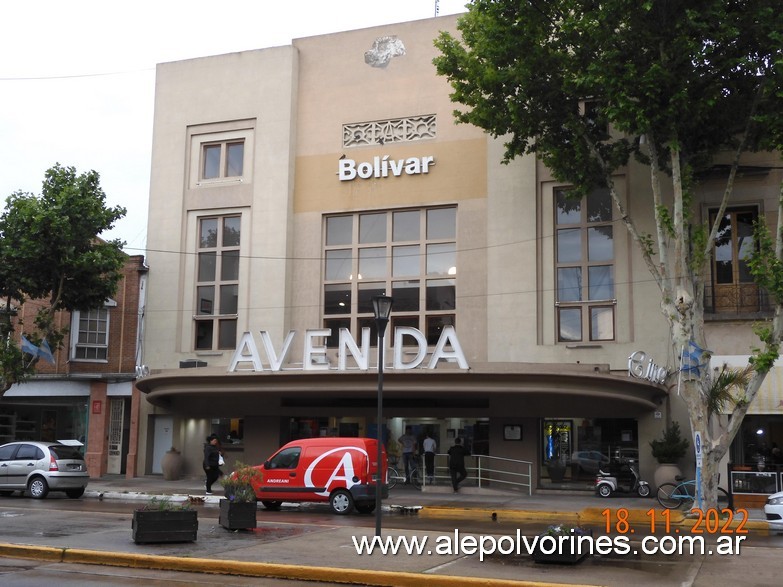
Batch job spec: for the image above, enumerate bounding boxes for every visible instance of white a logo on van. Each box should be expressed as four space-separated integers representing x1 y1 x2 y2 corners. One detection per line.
304 446 367 497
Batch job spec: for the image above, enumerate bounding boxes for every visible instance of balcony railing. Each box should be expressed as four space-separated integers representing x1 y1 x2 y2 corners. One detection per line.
703 283 774 317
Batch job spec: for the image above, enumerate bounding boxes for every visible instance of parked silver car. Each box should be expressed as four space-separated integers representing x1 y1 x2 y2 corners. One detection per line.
0 441 89 499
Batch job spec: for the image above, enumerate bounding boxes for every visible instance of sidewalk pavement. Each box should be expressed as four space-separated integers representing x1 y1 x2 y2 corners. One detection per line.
0 475 772 587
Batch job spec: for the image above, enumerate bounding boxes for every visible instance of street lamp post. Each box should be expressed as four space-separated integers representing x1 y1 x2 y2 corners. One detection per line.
372 294 393 537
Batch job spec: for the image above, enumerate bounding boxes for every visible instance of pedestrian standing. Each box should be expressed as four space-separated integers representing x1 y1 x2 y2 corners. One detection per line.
423 432 437 485
447 437 468 493
398 426 417 484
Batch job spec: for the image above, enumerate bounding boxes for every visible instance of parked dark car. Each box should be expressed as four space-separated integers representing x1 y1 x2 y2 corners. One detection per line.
0 441 89 499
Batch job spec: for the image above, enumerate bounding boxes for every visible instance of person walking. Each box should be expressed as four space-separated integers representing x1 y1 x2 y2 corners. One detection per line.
203 434 221 495
422 432 437 485
398 426 417 484
447 437 468 493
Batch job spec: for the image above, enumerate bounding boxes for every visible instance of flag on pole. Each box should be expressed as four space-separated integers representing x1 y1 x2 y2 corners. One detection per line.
38 339 55 364
20 336 40 358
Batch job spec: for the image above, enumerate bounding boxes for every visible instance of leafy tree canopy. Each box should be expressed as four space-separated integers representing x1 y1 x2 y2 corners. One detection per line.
0 164 126 394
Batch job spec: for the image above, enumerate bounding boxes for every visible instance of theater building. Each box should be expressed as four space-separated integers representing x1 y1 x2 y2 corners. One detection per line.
136 14 782 489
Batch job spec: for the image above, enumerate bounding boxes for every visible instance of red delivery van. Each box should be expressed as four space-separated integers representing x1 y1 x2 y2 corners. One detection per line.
250 437 388 515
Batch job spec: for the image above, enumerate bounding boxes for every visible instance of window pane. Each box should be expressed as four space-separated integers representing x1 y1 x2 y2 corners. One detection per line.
226 142 244 177
203 145 220 179
324 284 351 314
222 216 241 246
588 265 614 300
588 226 613 261
426 279 455 311
392 280 420 311
325 250 352 280
426 315 454 345
218 319 237 349
590 307 614 340
393 210 419 241
359 213 386 244
220 284 238 314
557 228 581 263
324 318 350 348
200 218 218 248
195 320 213 350
358 282 386 314
198 252 216 282
558 307 582 341
359 247 386 279
393 245 420 277
586 188 612 222
221 250 239 281
426 243 455 276
197 286 215 315
556 190 581 224
392 316 419 341
427 207 456 239
557 267 582 301
326 216 352 246
737 211 755 282
357 317 378 346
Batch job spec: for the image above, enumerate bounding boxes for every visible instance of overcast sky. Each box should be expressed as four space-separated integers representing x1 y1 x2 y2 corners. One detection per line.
0 0 466 254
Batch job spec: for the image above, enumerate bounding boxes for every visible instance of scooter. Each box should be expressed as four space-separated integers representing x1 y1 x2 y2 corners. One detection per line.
595 460 650 497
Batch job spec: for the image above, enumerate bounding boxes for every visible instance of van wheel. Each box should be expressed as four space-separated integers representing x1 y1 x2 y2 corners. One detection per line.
355 502 375 514
330 489 354 515
262 501 282 511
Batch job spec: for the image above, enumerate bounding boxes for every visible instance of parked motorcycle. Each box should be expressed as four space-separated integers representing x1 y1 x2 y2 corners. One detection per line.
595 460 650 497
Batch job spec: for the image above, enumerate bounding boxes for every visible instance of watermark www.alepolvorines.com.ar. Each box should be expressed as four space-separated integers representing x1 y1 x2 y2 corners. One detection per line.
351 529 747 561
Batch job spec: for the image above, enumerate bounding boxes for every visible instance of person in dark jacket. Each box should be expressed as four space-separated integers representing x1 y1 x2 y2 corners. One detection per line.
447 437 468 492
203 434 221 494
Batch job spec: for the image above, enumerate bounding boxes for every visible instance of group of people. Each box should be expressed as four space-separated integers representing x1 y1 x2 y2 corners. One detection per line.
398 426 468 492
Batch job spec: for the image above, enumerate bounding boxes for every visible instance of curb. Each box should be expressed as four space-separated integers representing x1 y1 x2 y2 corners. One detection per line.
0 543 598 587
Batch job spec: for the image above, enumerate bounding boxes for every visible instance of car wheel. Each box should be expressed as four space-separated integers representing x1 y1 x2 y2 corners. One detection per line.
261 500 282 511
329 489 354 515
28 476 49 499
598 484 612 498
66 487 85 499
355 502 376 514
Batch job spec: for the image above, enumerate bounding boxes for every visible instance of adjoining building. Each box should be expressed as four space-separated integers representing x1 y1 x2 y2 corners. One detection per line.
2 254 147 477
136 14 782 491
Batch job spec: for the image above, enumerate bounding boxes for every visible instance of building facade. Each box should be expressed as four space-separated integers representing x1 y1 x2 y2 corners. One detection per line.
2 254 148 477
137 15 782 490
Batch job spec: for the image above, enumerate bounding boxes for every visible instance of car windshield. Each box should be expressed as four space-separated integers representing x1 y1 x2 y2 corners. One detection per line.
49 445 84 460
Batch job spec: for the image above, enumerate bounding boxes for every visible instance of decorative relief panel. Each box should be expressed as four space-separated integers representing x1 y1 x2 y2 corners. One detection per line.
343 115 436 148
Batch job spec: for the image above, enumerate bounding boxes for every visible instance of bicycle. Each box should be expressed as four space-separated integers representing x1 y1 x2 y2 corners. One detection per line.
386 466 407 490
656 477 732 510
389 455 426 490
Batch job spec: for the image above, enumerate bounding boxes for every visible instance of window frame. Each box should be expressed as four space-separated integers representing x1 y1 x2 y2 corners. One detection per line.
71 300 116 362
322 206 457 348
554 188 616 343
194 215 241 351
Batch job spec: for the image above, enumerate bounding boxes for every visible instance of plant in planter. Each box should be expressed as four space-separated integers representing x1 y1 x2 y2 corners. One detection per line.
132 497 198 544
650 421 690 487
219 461 262 530
545 457 568 483
532 523 593 564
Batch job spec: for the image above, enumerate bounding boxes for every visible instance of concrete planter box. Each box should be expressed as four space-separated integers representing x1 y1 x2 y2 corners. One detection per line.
132 509 198 544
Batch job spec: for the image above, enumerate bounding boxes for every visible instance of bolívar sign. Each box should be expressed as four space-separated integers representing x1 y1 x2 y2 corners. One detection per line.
228 325 468 372
338 155 435 181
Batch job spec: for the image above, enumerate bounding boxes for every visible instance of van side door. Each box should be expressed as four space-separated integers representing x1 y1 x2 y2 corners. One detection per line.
258 446 303 501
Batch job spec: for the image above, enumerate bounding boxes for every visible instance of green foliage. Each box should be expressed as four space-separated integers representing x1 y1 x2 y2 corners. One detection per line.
0 164 126 393
649 421 689 464
703 364 753 417
137 497 192 511
220 461 262 503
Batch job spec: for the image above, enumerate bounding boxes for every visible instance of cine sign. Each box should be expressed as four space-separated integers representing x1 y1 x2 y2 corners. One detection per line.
228 325 469 373
627 350 668 384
